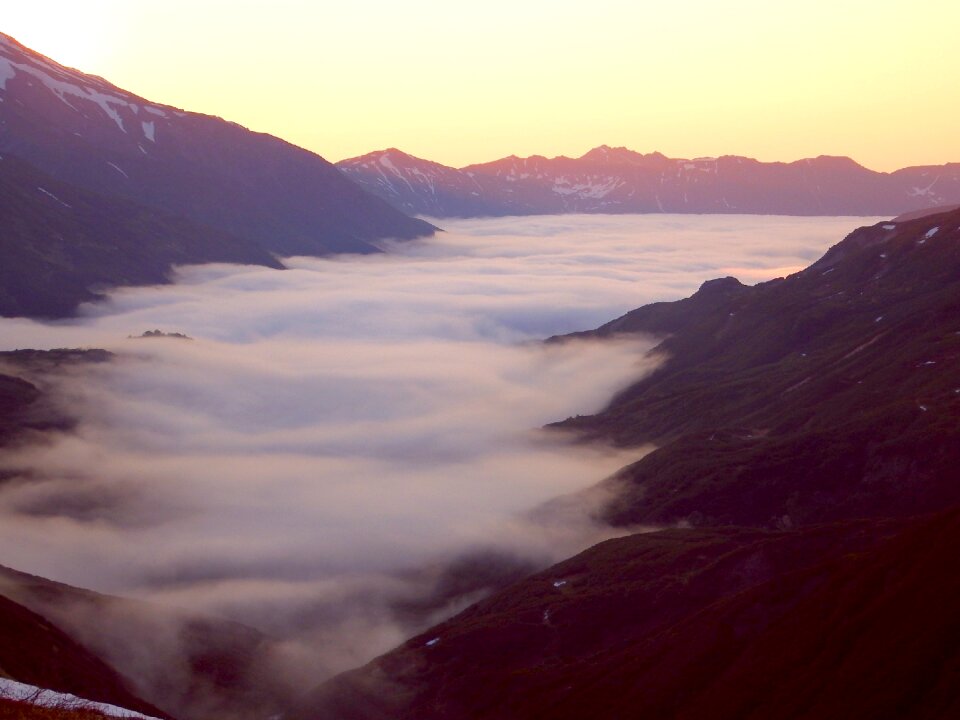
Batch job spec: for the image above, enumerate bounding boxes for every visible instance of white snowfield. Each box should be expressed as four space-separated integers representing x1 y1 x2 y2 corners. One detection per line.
0 677 162 719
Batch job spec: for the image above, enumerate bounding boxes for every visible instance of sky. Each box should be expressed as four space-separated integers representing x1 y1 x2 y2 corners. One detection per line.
0 214 874 688
3 1 958 170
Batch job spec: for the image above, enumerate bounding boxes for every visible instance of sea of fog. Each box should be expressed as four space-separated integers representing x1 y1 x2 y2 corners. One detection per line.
0 213 879 682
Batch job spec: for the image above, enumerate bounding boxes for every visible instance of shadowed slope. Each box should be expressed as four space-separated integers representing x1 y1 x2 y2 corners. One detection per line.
0 155 281 317
0 594 170 719
291 510 960 720
551 208 960 527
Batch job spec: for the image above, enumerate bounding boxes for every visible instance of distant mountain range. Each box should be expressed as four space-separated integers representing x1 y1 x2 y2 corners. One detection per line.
337 146 960 218
0 32 434 317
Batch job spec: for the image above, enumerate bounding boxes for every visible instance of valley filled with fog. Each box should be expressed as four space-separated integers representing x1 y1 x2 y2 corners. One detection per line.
0 213 875 682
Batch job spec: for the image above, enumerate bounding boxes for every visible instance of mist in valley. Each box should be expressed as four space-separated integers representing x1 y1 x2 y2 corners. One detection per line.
0 213 876 694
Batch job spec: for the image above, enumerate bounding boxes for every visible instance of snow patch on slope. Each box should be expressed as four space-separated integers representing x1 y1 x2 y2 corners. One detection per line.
0 58 15 90
553 176 624 199
0 54 130 130
37 187 72 208
0 678 162 720
0 42 172 136
106 161 129 178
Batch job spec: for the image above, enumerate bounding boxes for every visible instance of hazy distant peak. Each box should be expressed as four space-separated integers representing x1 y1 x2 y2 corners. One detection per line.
380 147 413 160
337 147 456 172
340 144 960 218
342 148 393 161
580 145 648 164
376 147 417 166
796 154 865 170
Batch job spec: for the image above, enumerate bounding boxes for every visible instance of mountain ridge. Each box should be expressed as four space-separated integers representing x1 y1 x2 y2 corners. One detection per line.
548 207 960 528
337 146 960 218
0 31 436 318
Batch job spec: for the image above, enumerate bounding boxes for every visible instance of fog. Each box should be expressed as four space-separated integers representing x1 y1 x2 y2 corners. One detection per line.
0 214 876 699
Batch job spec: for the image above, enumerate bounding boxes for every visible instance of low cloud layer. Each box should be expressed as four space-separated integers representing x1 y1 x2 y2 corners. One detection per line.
0 213 877 690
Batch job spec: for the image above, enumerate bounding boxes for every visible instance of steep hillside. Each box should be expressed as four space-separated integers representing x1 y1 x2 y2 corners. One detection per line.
334 149 504 217
0 155 280 317
0 596 168 719
0 564 290 720
0 31 435 318
551 208 960 527
337 146 960 218
291 509 960 720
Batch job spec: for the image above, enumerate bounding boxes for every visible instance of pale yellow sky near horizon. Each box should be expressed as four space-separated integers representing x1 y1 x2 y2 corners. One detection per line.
4 1 958 171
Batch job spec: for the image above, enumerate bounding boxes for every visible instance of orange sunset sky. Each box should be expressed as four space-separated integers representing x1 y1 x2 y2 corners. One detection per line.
5 0 958 171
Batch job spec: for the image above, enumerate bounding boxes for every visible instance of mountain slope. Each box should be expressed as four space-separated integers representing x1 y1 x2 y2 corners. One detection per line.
0 32 434 271
291 509 960 720
549 208 960 528
0 593 170 719
334 149 504 217
0 563 292 720
337 146 960 218
0 154 281 317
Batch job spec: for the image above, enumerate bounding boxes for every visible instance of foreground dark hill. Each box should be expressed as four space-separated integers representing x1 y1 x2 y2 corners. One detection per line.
0 561 295 720
0 592 168 719
291 509 960 720
0 32 434 317
553 207 960 528
337 146 960 218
